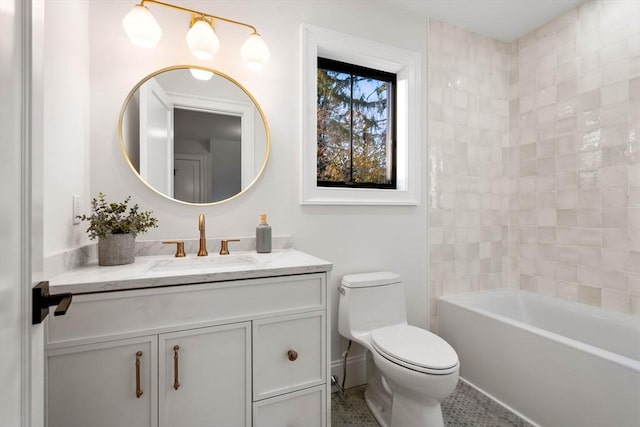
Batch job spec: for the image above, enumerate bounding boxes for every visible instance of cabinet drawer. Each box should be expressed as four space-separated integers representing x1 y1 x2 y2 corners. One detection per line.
253 385 326 427
253 311 325 400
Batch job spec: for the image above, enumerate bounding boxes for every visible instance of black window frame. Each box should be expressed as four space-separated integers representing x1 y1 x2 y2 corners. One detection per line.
316 57 397 189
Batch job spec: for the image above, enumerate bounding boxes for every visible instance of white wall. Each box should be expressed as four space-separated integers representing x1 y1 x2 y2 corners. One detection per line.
37 0 430 367
43 0 91 256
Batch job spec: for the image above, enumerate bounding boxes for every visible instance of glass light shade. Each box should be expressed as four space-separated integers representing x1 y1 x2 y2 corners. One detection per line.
189 68 214 81
240 33 270 69
122 4 162 49
186 19 219 60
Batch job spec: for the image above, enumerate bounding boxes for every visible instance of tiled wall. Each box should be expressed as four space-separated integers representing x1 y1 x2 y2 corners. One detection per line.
429 0 640 328
427 20 511 328
509 0 640 315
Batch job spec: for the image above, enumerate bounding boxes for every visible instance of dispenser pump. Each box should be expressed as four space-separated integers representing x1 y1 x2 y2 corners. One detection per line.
256 213 272 253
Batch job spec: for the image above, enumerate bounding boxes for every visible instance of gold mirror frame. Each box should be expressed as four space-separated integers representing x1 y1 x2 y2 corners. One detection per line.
118 65 270 206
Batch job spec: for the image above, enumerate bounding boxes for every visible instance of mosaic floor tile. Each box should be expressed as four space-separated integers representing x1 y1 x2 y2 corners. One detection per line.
331 381 534 427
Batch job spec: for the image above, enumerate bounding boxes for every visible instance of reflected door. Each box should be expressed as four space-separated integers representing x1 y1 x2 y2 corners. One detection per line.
174 156 204 203
139 78 174 197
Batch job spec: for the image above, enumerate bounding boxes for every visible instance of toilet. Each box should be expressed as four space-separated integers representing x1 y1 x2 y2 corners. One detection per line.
338 272 459 427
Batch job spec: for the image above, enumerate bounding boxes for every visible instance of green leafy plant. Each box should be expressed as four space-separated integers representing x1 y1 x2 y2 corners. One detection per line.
77 192 158 240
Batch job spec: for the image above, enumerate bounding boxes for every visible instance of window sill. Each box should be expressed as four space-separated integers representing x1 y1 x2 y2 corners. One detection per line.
300 186 420 206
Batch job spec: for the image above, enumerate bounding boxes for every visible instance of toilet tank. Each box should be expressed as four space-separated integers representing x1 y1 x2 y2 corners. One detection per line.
338 272 407 339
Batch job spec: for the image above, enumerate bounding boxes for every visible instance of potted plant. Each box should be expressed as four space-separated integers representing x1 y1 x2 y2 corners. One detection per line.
77 192 158 266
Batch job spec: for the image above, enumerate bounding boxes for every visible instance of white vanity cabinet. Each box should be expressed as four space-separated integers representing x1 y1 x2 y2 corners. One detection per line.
46 268 330 427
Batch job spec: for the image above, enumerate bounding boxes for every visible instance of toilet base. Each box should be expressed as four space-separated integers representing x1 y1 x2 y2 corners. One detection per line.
365 351 392 427
364 385 445 427
364 351 451 427
390 393 444 427
364 386 391 427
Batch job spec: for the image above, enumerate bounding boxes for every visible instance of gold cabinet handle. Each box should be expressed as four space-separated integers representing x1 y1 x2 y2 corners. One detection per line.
173 345 180 390
135 351 143 398
287 349 298 361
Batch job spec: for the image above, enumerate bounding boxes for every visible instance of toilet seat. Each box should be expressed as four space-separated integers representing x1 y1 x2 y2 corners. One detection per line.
371 324 459 375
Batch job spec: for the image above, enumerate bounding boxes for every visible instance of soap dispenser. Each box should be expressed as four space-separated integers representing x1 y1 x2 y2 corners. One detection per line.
256 213 272 253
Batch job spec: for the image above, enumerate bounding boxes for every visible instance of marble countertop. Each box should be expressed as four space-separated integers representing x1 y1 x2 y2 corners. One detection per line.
50 249 333 294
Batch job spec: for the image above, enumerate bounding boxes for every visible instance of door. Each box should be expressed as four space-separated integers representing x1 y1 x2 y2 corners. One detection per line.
0 1 45 426
139 77 174 197
159 323 252 427
174 154 206 203
47 336 158 427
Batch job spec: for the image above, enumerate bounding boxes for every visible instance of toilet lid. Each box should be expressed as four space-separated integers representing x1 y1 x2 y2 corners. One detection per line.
371 324 458 374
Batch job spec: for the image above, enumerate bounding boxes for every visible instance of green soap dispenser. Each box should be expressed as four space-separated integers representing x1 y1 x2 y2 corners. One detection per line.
256 213 272 253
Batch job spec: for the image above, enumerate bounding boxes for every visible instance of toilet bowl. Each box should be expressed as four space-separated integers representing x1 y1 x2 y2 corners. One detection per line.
338 272 459 427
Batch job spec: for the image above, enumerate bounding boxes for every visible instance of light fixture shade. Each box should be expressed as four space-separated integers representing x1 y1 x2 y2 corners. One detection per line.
189 68 214 81
186 19 219 60
122 4 162 49
240 33 270 69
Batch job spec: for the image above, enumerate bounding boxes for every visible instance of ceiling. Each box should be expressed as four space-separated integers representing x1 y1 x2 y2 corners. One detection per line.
377 0 589 42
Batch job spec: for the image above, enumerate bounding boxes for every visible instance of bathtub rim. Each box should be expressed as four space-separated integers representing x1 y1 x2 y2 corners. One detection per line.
437 288 640 372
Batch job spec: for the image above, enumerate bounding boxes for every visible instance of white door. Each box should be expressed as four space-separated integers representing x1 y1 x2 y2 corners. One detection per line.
1 1 45 426
174 154 207 203
159 323 252 427
139 78 174 197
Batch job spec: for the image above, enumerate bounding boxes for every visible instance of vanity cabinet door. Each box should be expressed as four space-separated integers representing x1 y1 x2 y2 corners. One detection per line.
159 322 252 427
47 336 158 427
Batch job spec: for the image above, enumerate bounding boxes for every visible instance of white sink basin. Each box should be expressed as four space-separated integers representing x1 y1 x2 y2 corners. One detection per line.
148 254 260 273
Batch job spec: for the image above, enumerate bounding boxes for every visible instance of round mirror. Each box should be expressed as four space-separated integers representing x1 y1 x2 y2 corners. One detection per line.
119 66 269 205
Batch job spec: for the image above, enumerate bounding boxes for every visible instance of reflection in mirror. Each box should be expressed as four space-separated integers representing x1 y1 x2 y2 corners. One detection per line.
119 66 269 204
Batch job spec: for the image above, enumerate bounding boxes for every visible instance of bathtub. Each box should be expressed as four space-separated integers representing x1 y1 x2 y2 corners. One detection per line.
437 289 640 427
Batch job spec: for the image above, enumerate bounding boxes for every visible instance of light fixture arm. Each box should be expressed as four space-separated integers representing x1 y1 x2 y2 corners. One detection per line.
139 0 259 34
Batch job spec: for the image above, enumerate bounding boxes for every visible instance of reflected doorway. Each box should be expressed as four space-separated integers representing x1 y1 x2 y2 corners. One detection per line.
173 108 241 203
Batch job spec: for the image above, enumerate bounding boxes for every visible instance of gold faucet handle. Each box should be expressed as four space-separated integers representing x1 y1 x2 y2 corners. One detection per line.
163 241 186 257
219 239 240 255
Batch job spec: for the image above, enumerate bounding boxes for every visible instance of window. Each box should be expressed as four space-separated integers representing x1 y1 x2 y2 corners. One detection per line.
301 24 422 205
317 58 396 189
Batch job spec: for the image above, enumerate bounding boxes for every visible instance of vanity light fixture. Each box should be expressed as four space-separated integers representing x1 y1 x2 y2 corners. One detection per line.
122 0 270 69
185 16 219 60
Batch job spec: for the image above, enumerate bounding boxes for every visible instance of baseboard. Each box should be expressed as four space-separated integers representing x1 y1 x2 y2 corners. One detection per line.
330 353 367 392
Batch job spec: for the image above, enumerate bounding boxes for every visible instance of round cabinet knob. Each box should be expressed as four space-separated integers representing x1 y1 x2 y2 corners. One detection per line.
287 350 298 361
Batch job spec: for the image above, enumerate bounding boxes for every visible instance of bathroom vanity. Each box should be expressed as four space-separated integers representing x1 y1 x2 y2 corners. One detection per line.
45 249 332 427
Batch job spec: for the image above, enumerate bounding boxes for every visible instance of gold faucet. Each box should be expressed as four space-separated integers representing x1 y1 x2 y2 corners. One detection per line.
197 214 208 256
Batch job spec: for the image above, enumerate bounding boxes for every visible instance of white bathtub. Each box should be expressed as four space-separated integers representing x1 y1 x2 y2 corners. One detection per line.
437 289 640 427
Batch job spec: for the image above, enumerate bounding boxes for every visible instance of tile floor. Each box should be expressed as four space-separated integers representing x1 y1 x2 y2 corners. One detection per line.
331 381 534 427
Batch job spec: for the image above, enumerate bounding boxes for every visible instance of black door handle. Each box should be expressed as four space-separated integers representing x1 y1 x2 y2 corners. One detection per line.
32 281 73 324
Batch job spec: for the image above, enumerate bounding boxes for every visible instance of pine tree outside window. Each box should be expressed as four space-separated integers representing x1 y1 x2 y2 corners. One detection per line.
316 57 396 189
